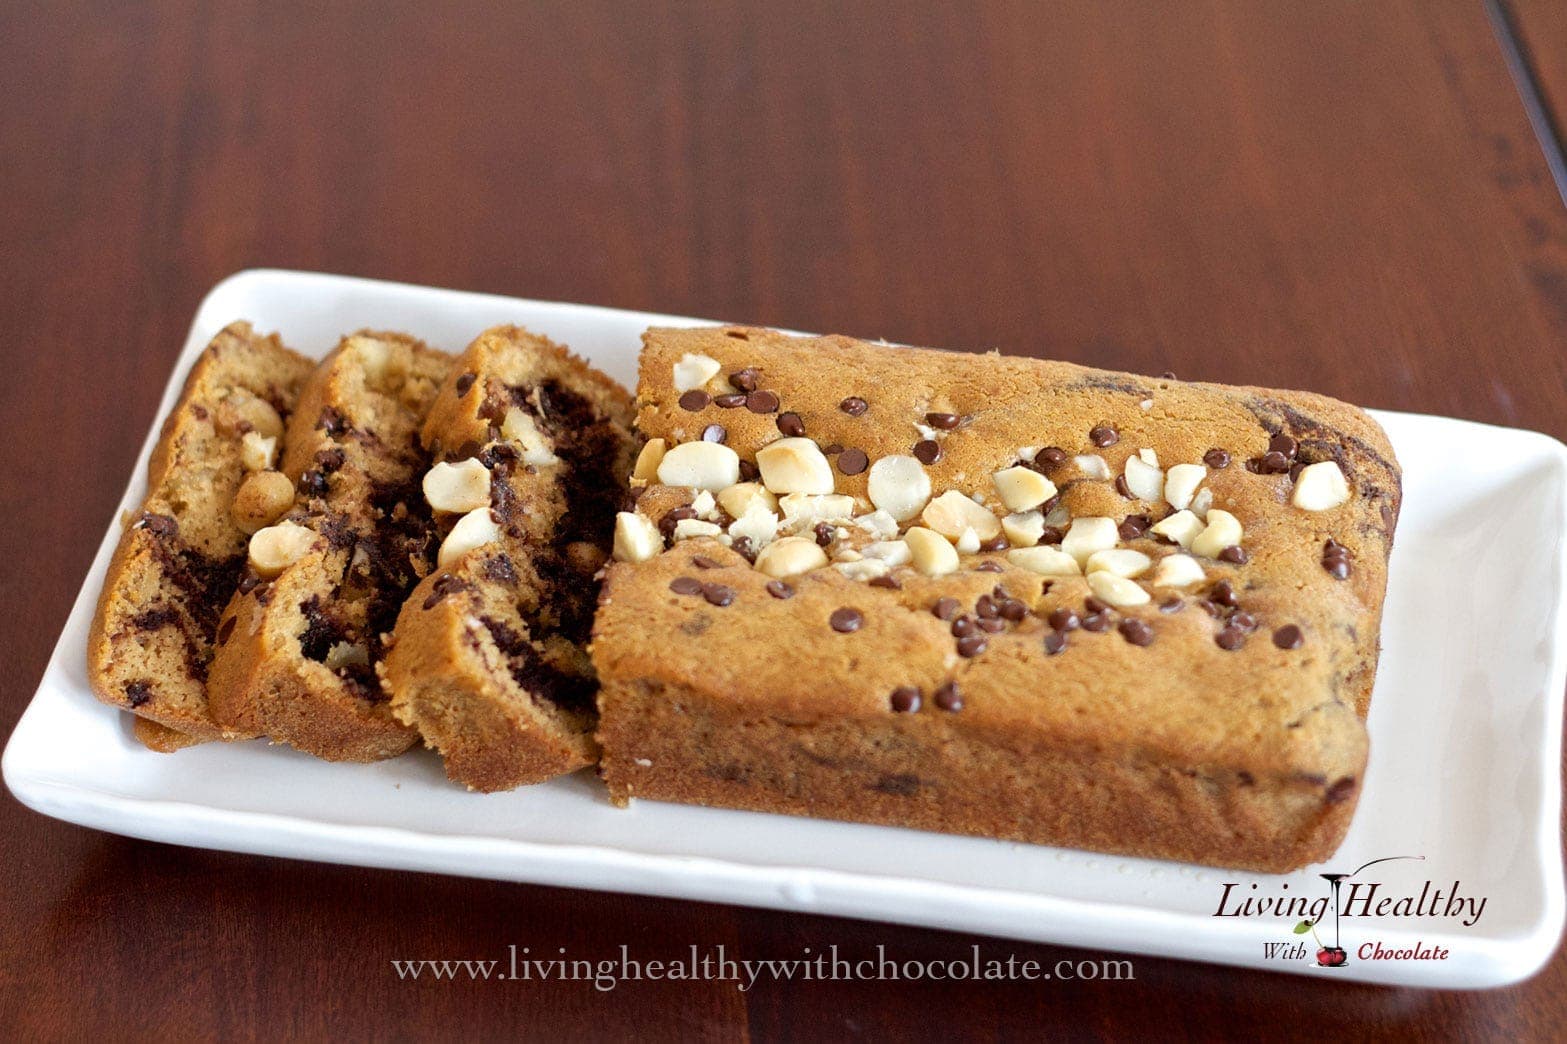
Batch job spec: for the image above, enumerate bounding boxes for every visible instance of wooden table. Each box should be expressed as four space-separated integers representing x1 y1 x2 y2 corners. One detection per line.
4 2 1565 1038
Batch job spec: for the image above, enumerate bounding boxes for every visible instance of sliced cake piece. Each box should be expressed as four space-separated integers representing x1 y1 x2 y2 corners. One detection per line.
382 326 638 791
207 332 452 762
88 321 315 744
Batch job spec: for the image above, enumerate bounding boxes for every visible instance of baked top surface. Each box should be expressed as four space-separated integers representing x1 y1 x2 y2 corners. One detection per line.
594 326 1401 783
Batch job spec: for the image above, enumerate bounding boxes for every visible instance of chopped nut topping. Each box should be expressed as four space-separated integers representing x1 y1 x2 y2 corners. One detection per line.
240 430 277 472
1061 516 1119 566
728 502 779 548
779 493 857 532
1151 553 1205 588
500 407 560 466
1074 454 1111 480
991 466 1058 512
1292 460 1350 511
1163 463 1206 511
1007 546 1081 576
1086 571 1150 608
861 540 912 566
672 518 723 541
231 470 294 534
248 521 318 578
853 509 900 540
922 490 1001 542
754 535 829 578
438 507 501 567
1001 509 1046 548
613 511 661 562
866 454 932 521
1123 455 1164 501
1191 508 1244 559
1085 548 1152 578
632 438 668 482
906 526 960 576
423 458 492 514
672 353 722 392
756 437 835 495
657 441 741 491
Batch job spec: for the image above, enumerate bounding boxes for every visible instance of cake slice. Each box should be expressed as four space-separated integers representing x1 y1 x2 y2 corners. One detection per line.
207 332 452 762
88 321 315 744
382 326 638 790
591 327 1400 872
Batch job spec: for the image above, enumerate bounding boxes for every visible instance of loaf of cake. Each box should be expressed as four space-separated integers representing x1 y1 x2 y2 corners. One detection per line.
88 321 316 745
381 326 638 790
207 332 451 762
591 327 1400 872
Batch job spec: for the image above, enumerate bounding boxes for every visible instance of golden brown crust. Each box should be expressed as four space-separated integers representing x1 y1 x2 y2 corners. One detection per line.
87 322 314 742
593 327 1400 871
384 326 639 790
207 332 452 762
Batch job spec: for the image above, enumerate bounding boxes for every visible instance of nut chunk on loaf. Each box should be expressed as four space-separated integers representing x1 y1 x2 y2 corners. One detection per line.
207 332 452 762
383 326 638 791
88 321 315 745
591 327 1401 873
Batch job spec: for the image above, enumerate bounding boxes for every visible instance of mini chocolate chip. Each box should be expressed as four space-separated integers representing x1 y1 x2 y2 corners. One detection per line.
729 368 759 392
890 687 921 713
702 583 736 607
1269 432 1298 458
731 536 756 562
1035 447 1069 467
317 406 348 435
1043 630 1068 655
978 534 1008 552
701 424 727 444
952 616 977 638
1218 545 1248 564
813 522 835 547
976 561 1005 573
692 555 721 569
1081 611 1111 633
1231 611 1259 633
1119 514 1150 540
237 571 262 595
136 513 178 537
1119 618 1155 645
455 372 477 396
1215 626 1245 650
869 575 902 589
766 580 794 599
840 396 868 416
933 597 961 620
1159 597 1184 613
713 393 747 409
926 412 961 430
1084 596 1110 614
1048 608 1080 631
739 460 760 482
1198 599 1224 618
1289 461 1305 482
998 599 1027 622
1203 448 1231 469
1258 450 1291 473
777 412 805 437
678 389 710 411
125 680 153 707
298 469 328 496
913 439 942 465
660 505 697 538
669 577 703 595
1273 624 1304 649
746 390 780 414
1039 526 1065 545
975 595 999 619
315 448 346 472
838 448 869 475
957 634 989 657
830 607 864 633
217 616 236 643
1210 580 1238 607
934 681 963 711
1090 425 1119 447
977 618 1005 634
1114 474 1134 499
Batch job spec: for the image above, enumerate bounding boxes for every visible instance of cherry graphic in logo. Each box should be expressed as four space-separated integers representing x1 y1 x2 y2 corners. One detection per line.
1316 947 1348 967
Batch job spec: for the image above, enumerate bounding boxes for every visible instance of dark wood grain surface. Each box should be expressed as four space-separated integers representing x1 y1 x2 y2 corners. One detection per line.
4 2 1566 1039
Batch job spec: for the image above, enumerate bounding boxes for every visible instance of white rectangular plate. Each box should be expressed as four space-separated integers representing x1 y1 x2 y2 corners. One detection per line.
7 269 1565 988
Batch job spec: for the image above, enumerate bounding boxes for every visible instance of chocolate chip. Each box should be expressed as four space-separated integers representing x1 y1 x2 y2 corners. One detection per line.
830 607 864 633
869 575 902 589
840 396 868 416
455 372 477 396
926 412 961 430
237 571 262 595
1218 545 1248 564
729 368 759 393
1039 526 1065 545
1269 433 1298 458
216 616 236 644
998 599 1027 622
739 459 760 482
1323 539 1352 579
777 412 805 437
298 469 328 496
766 580 794 599
913 439 942 465
1119 514 1150 540
932 597 961 620
1114 475 1134 499
125 680 153 707
838 448 869 475
1215 626 1245 650
1257 450 1291 474
1081 611 1111 633
1289 461 1305 482
1119 618 1155 646
678 389 710 411
1084 596 1110 615
934 681 963 712
976 561 1005 573
669 577 703 596
1043 630 1068 655
1273 624 1304 650
746 390 780 414
315 448 346 472
713 393 747 409
1210 580 1238 607
951 616 977 638
691 555 721 569
1159 597 1184 613
317 406 348 435
813 522 835 547
702 583 736 607
890 687 921 713
1090 425 1119 447
1035 447 1069 468
1231 611 1259 633
957 634 989 657
135 513 178 537
977 618 1005 634
978 534 1008 552
1203 448 1231 469
699 424 726 444
1048 608 1080 631
660 505 697 539
975 595 999 619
